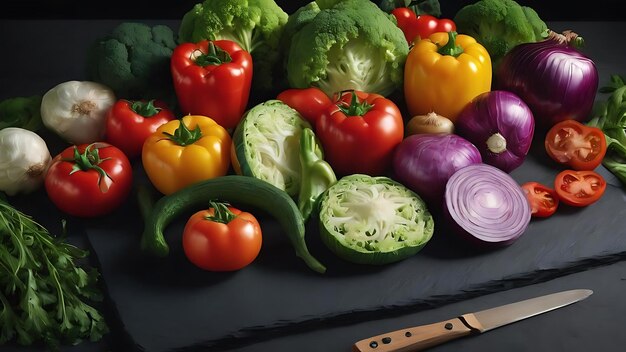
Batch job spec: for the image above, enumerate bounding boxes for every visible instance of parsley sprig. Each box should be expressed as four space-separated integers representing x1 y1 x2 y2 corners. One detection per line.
0 198 108 349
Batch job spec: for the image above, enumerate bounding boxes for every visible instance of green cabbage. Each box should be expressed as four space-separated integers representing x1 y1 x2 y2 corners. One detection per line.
232 100 312 196
318 174 434 265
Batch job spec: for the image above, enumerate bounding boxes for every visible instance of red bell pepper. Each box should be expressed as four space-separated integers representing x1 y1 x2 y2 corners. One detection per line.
171 40 253 130
276 87 332 129
316 90 404 176
392 8 455 44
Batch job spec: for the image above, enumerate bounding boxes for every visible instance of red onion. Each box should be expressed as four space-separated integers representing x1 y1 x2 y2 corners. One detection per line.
392 133 482 206
444 163 531 247
495 33 598 129
456 90 535 173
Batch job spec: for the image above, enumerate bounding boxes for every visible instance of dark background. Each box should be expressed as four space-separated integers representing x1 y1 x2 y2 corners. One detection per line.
0 0 623 20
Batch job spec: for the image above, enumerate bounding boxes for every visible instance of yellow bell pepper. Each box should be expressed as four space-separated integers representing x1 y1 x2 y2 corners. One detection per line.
142 115 231 195
404 31 492 123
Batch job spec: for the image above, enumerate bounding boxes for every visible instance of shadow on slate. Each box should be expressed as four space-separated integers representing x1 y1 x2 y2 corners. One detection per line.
83 150 626 352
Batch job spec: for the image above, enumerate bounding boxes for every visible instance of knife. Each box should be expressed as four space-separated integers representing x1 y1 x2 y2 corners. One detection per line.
352 289 592 352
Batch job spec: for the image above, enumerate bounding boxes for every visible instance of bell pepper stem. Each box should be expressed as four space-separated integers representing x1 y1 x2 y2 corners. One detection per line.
162 119 203 146
298 128 337 221
193 42 233 66
437 31 464 57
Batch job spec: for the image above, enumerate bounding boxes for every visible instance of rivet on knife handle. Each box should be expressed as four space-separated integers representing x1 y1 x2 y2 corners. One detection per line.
352 316 479 352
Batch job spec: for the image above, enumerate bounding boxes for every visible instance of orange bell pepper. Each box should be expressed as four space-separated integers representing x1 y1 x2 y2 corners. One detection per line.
142 115 231 195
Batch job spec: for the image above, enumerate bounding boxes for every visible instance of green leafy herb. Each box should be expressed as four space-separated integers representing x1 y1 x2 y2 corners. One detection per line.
0 96 43 131
0 199 108 349
587 75 626 185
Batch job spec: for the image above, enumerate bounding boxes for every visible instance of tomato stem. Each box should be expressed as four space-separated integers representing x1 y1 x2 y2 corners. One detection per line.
437 31 463 57
66 143 112 193
193 42 232 67
130 100 160 117
205 201 237 224
337 90 372 116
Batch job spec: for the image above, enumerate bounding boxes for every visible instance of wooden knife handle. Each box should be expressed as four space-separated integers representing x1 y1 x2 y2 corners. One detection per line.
352 317 474 352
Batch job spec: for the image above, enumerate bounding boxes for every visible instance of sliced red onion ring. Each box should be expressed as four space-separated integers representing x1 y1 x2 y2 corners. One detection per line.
444 163 531 247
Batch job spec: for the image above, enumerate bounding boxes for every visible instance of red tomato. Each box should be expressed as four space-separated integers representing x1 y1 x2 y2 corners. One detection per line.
317 90 404 176
391 9 456 44
414 15 456 39
45 143 133 217
545 119 607 170
182 202 262 271
521 182 559 218
391 8 419 43
554 170 606 207
276 87 332 128
105 99 175 159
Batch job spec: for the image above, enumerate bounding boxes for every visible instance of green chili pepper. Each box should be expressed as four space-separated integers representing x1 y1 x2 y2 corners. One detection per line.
297 127 337 221
139 175 327 274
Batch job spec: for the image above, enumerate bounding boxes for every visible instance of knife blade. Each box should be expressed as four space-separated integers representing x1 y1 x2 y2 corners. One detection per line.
352 289 592 352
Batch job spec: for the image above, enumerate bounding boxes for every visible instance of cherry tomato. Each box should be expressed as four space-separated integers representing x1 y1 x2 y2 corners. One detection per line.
45 143 133 217
545 119 607 170
391 9 456 44
391 8 419 43
414 15 456 39
276 87 332 128
554 170 606 207
182 202 262 271
521 182 559 218
105 99 175 159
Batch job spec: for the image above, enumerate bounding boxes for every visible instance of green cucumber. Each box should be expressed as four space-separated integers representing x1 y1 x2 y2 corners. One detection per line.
140 175 326 274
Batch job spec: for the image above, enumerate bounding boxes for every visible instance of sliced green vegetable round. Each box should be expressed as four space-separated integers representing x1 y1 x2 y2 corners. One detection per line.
232 100 312 197
318 174 435 265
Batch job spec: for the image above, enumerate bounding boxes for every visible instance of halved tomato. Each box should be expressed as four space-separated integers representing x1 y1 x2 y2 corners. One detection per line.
554 170 606 207
545 119 607 170
521 182 559 217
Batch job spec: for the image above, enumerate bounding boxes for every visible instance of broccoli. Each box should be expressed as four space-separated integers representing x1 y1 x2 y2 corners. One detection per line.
453 0 548 68
285 0 409 98
86 22 177 104
178 0 289 93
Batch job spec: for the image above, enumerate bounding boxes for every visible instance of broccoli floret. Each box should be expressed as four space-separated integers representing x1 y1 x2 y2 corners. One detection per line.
178 0 289 93
453 0 547 67
86 22 177 104
286 0 409 98
279 1 321 58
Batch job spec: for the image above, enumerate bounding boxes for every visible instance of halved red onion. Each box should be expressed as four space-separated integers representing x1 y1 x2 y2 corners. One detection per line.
444 163 531 247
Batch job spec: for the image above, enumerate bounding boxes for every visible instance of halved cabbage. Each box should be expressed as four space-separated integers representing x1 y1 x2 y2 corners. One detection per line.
318 174 434 265
231 100 312 197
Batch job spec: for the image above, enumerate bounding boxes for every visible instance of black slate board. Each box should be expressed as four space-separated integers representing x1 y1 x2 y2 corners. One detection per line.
84 149 626 351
